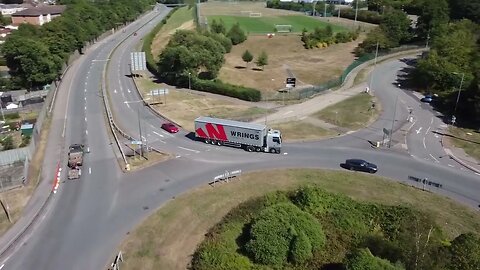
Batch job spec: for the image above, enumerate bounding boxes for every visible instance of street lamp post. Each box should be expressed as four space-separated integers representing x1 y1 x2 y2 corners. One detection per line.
368 41 380 95
388 94 399 148
452 72 465 120
354 0 359 27
188 72 191 91
124 98 151 157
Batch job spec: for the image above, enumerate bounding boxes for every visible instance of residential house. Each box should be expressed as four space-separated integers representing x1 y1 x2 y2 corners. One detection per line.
11 5 66 26
0 4 27 16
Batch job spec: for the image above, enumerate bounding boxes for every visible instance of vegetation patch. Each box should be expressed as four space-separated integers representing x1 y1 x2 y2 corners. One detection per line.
271 121 337 142
192 185 478 269
314 92 378 130
119 169 480 270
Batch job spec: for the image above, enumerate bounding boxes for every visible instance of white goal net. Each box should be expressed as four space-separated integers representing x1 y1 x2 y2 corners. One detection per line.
249 12 262 17
275 24 292 33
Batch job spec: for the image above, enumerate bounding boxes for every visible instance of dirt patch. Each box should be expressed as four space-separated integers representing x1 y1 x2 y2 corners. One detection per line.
125 150 171 171
219 34 363 93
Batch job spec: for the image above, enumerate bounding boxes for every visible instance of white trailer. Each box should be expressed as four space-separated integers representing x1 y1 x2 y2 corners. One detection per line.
194 117 282 153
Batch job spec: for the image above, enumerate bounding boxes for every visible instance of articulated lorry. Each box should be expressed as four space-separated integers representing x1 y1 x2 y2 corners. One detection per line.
194 116 282 153
67 144 84 180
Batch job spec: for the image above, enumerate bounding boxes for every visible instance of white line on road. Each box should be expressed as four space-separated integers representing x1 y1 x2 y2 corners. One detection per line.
127 88 131 93
283 111 293 116
84 97 86 101
153 131 164 137
157 140 166 144
0 263 5 269
84 106 87 110
429 154 439 163
114 89 117 94
86 130 88 135
416 127 422 134
178 146 200 153
125 102 130 108
89 167 92 174
448 164 454 167
85 117 87 122
84 88 87 93
423 137 426 148
141 136 146 141
430 117 434 125
425 126 431 135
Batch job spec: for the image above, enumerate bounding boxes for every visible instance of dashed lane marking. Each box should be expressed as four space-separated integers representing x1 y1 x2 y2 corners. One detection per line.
423 137 426 148
86 130 88 135
125 102 130 108
178 146 200 153
429 154 439 163
114 89 117 94
153 131 164 137
448 164 454 167
127 88 131 93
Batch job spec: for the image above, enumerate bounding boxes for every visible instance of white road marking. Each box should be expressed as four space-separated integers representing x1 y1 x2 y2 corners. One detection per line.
85 117 87 122
416 127 422 134
178 146 200 153
283 111 293 116
475 173 480 176
84 88 87 93
429 154 439 163
125 102 130 108
89 167 92 174
114 89 117 94
84 97 86 101
425 126 431 135
127 88 131 93
158 140 166 144
0 263 5 269
423 137 426 148
430 117 434 125
448 164 454 167
283 152 288 155
84 106 87 110
153 131 164 137
141 136 146 141
86 130 88 135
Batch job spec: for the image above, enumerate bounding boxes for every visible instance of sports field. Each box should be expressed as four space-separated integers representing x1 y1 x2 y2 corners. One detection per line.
207 15 347 33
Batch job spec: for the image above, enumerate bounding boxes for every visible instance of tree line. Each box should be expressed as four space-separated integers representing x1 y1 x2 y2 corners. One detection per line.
0 0 156 90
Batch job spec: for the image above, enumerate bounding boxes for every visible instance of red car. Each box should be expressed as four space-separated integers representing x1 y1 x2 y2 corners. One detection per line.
161 123 179 133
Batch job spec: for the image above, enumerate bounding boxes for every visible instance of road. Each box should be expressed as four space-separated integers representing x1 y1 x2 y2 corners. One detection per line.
0 5 479 270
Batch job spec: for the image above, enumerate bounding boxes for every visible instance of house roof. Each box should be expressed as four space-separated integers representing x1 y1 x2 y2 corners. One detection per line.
21 124 34 129
12 5 66 17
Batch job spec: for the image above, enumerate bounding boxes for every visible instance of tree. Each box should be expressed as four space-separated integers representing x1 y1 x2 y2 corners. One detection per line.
255 51 268 70
345 248 404 270
380 9 412 45
227 23 247 45
356 28 391 55
446 233 480 270
289 232 313 264
210 18 226 34
241 50 253 68
415 0 450 40
448 0 480 24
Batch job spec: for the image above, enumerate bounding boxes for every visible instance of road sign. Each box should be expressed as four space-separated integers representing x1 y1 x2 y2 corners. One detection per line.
149 89 169 96
285 77 296 88
130 52 147 72
131 140 142 145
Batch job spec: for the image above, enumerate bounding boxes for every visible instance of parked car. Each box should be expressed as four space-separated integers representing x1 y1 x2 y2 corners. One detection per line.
344 159 378 173
421 93 438 103
161 122 179 133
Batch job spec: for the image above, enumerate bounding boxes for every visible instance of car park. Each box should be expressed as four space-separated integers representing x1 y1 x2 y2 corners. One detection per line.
161 122 179 133
343 159 378 173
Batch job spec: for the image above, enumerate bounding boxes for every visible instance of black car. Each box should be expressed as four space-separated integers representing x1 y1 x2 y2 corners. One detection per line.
344 159 378 173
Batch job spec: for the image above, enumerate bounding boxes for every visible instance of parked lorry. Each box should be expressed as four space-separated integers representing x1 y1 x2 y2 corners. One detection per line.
194 117 282 153
67 144 84 180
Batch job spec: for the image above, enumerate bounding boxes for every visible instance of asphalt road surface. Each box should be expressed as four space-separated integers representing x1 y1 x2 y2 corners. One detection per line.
1 5 479 270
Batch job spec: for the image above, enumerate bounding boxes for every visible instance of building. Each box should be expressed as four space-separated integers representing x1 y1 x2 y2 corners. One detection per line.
11 5 66 26
0 4 27 16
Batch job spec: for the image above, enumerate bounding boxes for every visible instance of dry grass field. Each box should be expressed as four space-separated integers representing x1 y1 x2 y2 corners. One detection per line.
199 1 300 17
219 34 363 93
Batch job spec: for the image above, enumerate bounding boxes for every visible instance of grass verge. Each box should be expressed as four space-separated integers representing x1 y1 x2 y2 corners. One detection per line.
314 92 378 130
119 169 480 270
135 77 273 131
271 121 337 142
126 151 170 171
447 126 480 161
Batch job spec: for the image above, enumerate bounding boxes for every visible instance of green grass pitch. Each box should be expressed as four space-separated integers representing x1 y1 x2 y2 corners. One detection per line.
207 15 348 33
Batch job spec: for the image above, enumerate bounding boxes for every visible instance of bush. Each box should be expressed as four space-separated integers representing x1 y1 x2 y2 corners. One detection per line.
345 248 404 270
19 135 31 147
192 79 261 102
1 136 15 150
227 23 247 45
446 233 480 270
245 202 325 266
334 8 383 24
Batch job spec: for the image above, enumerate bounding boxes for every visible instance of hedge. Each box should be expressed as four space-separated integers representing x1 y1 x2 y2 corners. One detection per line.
192 78 261 102
334 8 383 24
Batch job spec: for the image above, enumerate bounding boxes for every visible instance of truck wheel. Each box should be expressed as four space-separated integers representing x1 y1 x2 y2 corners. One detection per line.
205 139 210 144
211 140 216 145
247 146 254 152
270 148 277 154
217 141 222 146
255 147 261 152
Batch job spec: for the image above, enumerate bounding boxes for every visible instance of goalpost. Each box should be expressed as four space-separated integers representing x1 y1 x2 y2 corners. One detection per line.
275 24 292 33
